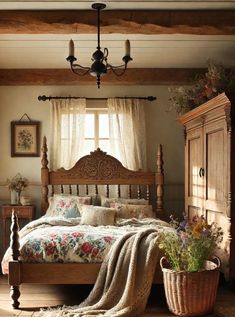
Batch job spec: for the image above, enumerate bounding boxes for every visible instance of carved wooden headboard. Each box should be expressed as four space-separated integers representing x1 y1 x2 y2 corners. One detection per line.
41 136 164 218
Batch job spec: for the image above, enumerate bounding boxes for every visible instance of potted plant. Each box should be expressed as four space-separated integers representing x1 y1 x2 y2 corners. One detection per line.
7 173 29 205
159 215 223 316
168 60 235 115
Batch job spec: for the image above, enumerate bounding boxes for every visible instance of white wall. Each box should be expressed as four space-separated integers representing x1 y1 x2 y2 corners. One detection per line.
0 85 184 219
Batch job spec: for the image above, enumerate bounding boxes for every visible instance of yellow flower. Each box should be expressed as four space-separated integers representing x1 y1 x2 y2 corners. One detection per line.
192 223 203 237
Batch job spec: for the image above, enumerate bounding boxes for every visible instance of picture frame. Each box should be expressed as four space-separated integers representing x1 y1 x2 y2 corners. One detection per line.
11 121 40 157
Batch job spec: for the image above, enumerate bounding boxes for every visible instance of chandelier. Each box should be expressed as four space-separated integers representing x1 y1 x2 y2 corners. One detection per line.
66 3 133 88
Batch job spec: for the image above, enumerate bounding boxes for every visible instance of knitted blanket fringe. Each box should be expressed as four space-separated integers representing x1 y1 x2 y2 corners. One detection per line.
40 228 161 317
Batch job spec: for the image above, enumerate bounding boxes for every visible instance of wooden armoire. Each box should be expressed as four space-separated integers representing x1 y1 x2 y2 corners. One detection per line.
178 92 235 281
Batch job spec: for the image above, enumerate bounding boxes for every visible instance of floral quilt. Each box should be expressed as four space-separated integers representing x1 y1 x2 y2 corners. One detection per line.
1 216 170 274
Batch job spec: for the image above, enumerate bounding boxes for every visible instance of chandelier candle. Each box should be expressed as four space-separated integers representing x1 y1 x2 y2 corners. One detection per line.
69 39 75 57
66 3 133 88
125 40 131 56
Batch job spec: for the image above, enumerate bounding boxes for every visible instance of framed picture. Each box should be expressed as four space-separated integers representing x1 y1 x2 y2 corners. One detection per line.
11 121 40 157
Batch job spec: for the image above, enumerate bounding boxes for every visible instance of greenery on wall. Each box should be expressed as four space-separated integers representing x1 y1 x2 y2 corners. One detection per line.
168 60 235 115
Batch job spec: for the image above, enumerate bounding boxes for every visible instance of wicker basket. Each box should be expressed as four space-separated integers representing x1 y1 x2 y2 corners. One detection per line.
160 257 220 316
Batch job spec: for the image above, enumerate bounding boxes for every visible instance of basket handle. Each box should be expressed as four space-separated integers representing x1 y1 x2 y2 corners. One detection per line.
160 256 169 270
211 256 221 268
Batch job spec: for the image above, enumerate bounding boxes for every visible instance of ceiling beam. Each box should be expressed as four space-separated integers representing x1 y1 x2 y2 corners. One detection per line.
0 10 234 35
0 68 211 85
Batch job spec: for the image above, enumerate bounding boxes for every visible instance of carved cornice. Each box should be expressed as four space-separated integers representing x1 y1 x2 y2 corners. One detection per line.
177 93 232 125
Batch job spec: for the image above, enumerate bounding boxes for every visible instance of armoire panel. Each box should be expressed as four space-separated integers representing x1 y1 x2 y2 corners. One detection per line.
187 136 203 199
187 205 201 219
205 128 224 202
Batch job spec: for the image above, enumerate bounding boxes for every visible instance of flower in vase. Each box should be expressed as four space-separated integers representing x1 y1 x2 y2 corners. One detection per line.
7 173 29 204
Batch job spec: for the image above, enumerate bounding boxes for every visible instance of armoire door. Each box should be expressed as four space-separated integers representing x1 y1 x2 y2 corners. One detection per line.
203 119 228 223
185 126 204 218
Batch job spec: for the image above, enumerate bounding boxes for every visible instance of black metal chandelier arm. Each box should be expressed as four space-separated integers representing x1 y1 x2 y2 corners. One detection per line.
106 63 128 76
70 64 90 76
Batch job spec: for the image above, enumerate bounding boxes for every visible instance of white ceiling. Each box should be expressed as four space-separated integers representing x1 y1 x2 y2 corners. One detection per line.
1 0 235 10
0 1 235 70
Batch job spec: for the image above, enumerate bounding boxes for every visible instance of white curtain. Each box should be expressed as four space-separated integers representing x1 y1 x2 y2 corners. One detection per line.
50 98 86 170
107 98 147 171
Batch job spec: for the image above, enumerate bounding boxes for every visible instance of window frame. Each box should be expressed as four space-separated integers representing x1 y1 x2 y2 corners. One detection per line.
85 108 109 150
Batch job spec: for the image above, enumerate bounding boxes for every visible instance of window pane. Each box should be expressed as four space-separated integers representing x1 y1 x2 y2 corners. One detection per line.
99 140 109 153
83 139 95 155
85 114 95 138
99 114 109 138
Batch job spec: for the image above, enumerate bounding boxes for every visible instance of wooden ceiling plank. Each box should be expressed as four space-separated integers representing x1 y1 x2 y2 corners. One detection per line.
0 68 209 85
0 10 234 35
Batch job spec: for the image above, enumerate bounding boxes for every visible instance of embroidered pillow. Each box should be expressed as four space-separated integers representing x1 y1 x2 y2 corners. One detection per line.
80 205 117 226
110 203 153 219
45 195 91 218
101 196 149 207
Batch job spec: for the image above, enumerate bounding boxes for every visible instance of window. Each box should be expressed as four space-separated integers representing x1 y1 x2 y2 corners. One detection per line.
51 98 146 171
60 108 109 157
84 109 109 153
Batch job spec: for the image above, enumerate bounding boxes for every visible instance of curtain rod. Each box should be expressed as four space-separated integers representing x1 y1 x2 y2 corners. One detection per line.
38 95 156 102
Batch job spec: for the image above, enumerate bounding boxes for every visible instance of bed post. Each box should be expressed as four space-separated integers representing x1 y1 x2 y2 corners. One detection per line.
156 144 164 219
9 210 21 309
41 136 49 214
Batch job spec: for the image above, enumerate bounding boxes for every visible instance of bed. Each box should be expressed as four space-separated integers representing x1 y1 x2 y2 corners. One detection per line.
5 136 165 309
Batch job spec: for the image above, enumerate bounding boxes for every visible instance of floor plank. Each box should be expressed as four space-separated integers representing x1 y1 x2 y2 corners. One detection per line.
0 275 234 317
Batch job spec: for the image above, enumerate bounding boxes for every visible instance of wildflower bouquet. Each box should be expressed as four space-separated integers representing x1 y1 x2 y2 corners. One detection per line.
160 215 223 272
7 173 29 193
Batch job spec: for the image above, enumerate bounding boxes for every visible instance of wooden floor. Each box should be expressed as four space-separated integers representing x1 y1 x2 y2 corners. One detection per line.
0 275 234 317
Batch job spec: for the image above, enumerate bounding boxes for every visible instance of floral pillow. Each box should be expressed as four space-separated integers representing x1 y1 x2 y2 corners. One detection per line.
45 195 91 218
110 203 153 219
101 196 149 207
80 205 117 226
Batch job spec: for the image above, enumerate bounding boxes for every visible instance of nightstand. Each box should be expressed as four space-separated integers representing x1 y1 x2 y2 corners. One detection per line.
1 204 34 252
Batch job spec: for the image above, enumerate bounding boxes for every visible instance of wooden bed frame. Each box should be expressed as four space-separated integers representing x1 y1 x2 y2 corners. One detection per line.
8 136 165 309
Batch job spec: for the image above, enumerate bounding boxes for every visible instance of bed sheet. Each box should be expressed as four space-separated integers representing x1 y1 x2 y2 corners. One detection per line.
1 216 170 274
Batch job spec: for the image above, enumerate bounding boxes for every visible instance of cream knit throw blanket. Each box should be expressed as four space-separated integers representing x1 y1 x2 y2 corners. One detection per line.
40 228 161 317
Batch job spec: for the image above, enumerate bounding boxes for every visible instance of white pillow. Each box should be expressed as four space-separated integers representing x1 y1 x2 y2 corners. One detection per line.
101 196 149 207
80 205 117 226
110 203 153 219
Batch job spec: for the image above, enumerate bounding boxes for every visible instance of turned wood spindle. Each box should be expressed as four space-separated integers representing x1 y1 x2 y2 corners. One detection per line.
10 210 21 309
117 185 121 198
41 136 49 214
10 210 20 261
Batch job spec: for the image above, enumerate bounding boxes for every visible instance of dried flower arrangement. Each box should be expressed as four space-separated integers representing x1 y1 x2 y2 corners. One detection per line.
168 60 235 115
7 173 29 193
159 215 223 272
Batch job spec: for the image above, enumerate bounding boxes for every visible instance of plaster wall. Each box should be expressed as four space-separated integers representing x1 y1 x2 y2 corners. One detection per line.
0 85 184 219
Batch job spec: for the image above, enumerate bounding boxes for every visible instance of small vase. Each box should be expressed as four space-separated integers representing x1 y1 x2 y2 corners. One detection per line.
10 191 17 205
